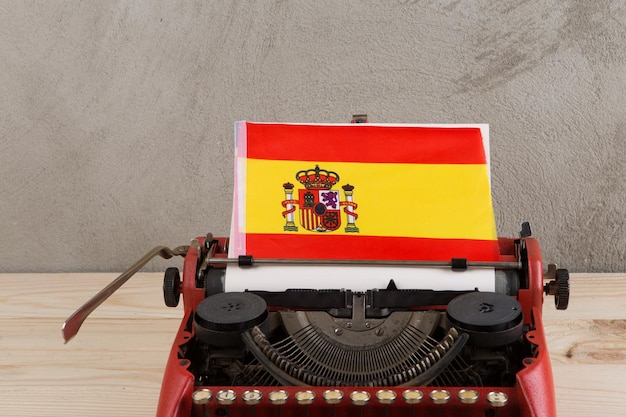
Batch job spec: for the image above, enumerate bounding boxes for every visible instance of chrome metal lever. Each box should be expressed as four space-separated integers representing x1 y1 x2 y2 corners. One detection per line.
62 245 188 343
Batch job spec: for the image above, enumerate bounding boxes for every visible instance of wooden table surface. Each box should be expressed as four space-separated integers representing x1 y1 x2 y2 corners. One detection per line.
1 272 625 416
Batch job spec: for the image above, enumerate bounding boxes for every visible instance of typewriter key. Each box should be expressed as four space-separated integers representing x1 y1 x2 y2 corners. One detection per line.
487 391 508 407
269 390 289 417
350 391 370 417
323 389 343 417
349 390 371 406
295 390 316 405
242 389 262 405
216 389 237 406
191 389 213 405
429 389 451 405
376 390 397 417
295 390 316 417
241 390 261 417
375 389 397 405
459 389 479 417
268 389 289 405
402 389 424 404
458 389 479 404
402 389 423 417
322 389 344 405
430 390 450 417
487 391 509 417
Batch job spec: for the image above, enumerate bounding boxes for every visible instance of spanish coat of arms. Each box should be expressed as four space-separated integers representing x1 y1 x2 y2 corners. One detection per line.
282 165 358 233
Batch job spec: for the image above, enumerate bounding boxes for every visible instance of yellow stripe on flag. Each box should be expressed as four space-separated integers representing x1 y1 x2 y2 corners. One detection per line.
245 158 496 241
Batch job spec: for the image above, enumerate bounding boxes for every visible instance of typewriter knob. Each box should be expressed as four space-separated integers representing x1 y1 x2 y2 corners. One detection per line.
163 267 181 307
544 265 570 310
555 268 570 310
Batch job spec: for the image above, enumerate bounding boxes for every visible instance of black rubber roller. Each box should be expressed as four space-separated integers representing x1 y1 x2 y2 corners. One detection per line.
447 292 523 347
194 292 268 347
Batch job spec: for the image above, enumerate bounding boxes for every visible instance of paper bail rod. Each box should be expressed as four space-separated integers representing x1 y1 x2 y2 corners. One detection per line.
211 255 521 270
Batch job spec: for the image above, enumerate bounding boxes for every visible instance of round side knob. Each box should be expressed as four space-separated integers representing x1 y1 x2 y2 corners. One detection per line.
163 267 181 307
555 268 570 310
544 265 570 310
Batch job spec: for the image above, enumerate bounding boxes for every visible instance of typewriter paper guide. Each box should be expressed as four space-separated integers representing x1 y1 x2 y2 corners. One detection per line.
227 122 497 292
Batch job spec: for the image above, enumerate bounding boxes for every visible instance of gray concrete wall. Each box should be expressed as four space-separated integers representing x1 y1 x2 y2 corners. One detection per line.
1 1 624 273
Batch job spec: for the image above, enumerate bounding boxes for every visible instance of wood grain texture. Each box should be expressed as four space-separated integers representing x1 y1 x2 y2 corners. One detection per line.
539 273 626 416
1 272 625 416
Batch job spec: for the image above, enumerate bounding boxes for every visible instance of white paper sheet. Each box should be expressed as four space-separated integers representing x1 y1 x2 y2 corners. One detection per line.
224 264 495 292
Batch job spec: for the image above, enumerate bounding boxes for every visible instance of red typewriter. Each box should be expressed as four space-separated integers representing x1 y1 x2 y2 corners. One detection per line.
63 119 569 417
63 223 569 417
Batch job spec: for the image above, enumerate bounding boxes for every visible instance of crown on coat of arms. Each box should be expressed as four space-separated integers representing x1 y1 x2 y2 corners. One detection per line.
296 165 340 190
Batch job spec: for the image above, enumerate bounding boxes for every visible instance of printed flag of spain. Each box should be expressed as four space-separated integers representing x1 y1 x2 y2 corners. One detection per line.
230 122 500 262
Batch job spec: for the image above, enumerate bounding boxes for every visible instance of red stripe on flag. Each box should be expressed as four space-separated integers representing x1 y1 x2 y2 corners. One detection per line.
245 123 486 164
245 234 501 262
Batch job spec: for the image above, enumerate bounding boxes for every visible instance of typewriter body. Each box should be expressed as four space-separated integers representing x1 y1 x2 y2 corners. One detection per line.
63 120 569 417
148 226 567 417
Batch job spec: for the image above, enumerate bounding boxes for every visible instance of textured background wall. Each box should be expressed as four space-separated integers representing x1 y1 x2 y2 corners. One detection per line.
1 1 624 273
